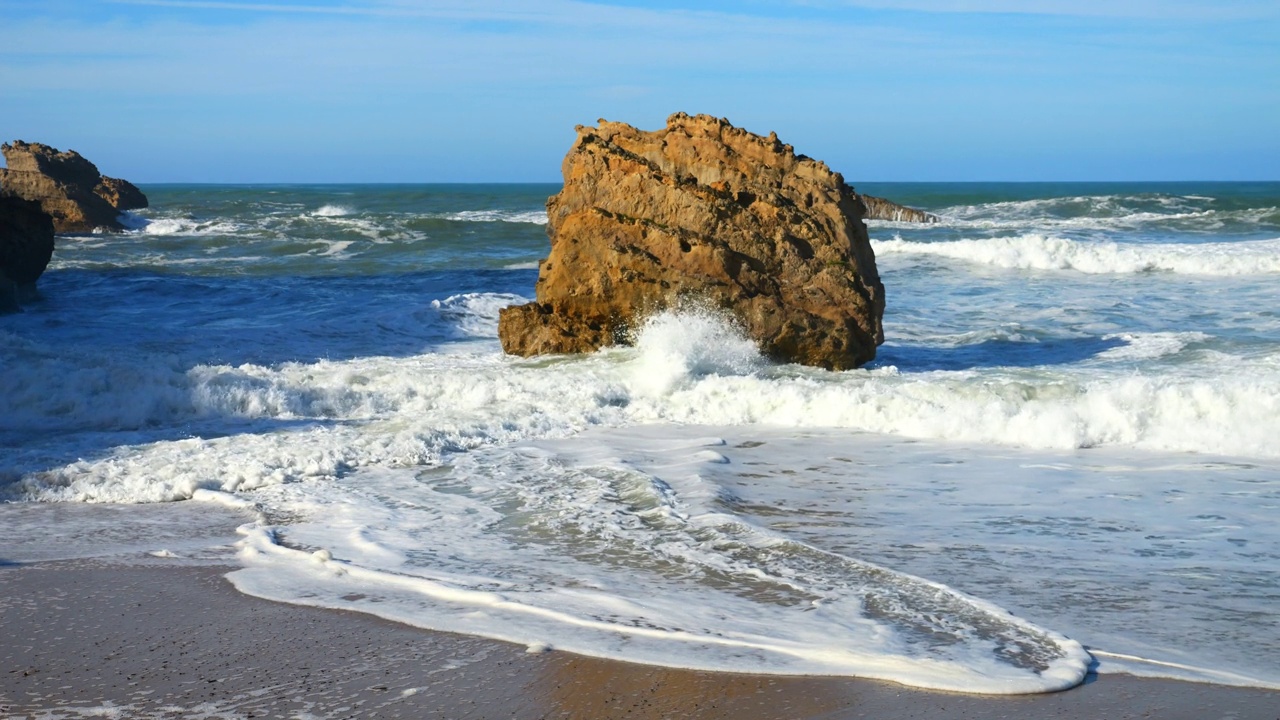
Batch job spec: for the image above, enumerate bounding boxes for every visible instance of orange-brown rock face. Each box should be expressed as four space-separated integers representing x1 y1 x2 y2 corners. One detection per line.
94 176 149 212
498 113 885 370
0 141 147 233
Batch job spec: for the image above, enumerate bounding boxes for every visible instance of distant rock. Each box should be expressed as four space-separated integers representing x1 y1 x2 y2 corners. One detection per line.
860 194 939 223
0 196 55 312
0 140 147 233
498 113 885 370
94 176 149 212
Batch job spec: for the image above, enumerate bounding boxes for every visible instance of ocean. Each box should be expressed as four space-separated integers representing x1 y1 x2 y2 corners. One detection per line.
2 182 1278 694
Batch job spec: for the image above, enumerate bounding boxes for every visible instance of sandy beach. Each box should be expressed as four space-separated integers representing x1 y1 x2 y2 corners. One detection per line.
2 558 1276 720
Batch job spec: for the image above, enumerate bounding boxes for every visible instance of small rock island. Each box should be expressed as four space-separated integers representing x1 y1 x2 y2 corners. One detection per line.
499 112 907 370
0 140 148 234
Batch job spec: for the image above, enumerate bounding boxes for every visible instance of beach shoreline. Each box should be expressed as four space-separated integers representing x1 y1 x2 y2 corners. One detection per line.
3 559 1277 720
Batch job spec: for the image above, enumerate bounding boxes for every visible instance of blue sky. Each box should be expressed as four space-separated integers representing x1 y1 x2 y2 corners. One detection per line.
2 0 1276 182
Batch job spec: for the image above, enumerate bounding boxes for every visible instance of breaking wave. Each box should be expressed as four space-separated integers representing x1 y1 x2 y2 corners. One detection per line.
930 194 1280 233
7 308 1279 504
442 210 548 224
873 235 1280 275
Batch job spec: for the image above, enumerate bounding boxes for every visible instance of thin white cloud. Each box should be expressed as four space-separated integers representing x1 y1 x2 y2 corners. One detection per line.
100 0 901 39
108 0 369 14
105 0 1280 29
816 0 1279 20
106 0 707 25
107 0 547 20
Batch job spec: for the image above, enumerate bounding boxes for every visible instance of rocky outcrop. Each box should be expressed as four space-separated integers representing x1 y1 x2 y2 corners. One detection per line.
0 196 55 312
860 194 939 223
94 176 149 212
0 141 147 233
498 113 885 370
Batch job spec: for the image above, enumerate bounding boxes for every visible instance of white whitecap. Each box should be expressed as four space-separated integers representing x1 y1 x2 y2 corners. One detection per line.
125 216 242 237
1098 332 1212 361
430 292 530 339
443 210 548 225
873 235 1280 275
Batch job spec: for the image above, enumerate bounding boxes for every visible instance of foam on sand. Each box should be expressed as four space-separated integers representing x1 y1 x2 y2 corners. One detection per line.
228 439 1091 694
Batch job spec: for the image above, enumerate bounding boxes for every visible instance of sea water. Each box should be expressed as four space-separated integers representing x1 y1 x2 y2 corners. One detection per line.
2 182 1278 694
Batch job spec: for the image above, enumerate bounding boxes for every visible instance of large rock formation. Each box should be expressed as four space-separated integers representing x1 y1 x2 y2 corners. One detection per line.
498 113 886 370
860 194 939 223
0 196 55 312
0 140 147 233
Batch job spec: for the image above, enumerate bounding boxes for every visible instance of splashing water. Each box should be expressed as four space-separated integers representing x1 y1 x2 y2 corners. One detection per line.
628 309 764 396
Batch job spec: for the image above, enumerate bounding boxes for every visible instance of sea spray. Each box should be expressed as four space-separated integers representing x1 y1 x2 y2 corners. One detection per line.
628 308 763 396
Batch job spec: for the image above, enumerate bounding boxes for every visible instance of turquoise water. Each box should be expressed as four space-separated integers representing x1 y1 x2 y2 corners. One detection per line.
74 183 559 275
3 182 1278 693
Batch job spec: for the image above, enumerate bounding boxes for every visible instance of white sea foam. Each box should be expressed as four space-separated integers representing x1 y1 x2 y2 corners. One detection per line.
586 428 1280 689
0 294 525 437
628 308 763 395
49 253 259 271
9 311 1280 506
226 438 1092 693
937 194 1208 222
312 204 352 217
126 216 244 236
306 214 394 242
443 210 548 224
922 210 1216 233
889 195 1279 234
429 292 528 339
873 235 1280 275
1096 332 1211 361
313 239 354 257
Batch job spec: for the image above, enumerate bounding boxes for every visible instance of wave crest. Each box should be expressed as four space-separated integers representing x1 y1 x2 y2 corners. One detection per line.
873 235 1280 275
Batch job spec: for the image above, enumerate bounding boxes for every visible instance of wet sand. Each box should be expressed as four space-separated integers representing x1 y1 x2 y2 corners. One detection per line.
2 560 1277 719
